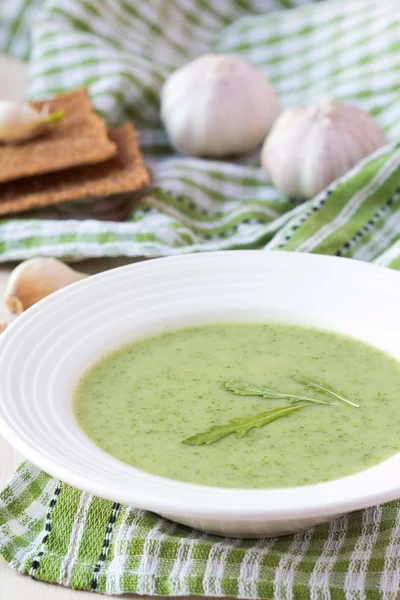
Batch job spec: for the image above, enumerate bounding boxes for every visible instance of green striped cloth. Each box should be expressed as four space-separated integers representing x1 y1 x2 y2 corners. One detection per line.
0 0 43 60
2 1 400 598
0 0 400 267
1 461 400 598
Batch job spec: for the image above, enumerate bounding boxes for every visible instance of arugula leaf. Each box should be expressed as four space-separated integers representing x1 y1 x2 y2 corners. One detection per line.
182 404 306 446
295 377 359 408
224 380 331 405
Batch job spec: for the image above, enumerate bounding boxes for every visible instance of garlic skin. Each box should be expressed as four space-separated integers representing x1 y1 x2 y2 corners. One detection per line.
161 54 280 157
0 100 64 144
4 258 87 314
261 98 386 199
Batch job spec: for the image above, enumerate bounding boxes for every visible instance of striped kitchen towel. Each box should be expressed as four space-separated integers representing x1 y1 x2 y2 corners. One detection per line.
1 461 400 598
0 0 399 266
2 2 400 596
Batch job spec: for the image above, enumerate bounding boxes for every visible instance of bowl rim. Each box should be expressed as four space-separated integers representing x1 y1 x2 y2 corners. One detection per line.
1 250 400 521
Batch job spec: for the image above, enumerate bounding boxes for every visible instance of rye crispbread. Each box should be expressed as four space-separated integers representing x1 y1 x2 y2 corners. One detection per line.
0 89 117 183
0 123 150 216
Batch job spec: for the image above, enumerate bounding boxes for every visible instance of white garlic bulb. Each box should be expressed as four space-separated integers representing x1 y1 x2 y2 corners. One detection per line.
261 98 386 199
0 100 64 144
4 258 87 314
161 54 280 157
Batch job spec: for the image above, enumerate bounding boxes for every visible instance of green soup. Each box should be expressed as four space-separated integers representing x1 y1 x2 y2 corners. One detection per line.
74 323 400 489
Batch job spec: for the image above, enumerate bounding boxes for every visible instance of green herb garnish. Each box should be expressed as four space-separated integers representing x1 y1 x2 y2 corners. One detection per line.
224 380 331 405
295 377 359 408
182 404 306 446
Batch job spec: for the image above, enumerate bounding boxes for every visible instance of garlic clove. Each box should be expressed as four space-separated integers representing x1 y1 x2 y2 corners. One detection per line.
0 315 17 333
4 258 87 314
261 98 385 199
0 100 64 144
161 53 280 157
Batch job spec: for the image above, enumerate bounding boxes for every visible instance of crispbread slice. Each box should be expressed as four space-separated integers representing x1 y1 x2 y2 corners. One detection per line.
0 89 117 183
0 123 150 216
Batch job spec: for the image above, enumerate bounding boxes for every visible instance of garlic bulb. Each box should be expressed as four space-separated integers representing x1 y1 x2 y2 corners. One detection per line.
0 100 64 144
4 258 87 314
261 98 386 199
161 53 280 157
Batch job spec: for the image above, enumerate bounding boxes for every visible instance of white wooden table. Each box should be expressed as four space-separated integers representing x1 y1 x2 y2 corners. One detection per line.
0 53 147 600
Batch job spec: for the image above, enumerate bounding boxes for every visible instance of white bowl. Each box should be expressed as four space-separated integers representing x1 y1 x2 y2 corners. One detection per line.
1 250 400 538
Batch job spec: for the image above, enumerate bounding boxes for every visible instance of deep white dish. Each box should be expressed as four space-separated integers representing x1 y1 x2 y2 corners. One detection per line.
0 250 400 537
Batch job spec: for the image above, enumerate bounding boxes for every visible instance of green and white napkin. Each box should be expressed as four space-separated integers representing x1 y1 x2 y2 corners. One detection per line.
2 0 400 598
0 0 400 267
1 461 400 598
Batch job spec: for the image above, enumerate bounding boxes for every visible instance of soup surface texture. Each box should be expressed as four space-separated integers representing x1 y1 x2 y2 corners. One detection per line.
74 323 400 488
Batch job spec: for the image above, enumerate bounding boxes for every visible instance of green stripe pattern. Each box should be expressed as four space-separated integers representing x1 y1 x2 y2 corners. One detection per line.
0 0 44 60
2 463 400 598
2 2 400 595
0 0 399 265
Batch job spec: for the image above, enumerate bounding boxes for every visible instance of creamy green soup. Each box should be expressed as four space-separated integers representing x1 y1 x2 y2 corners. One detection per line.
74 323 400 489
